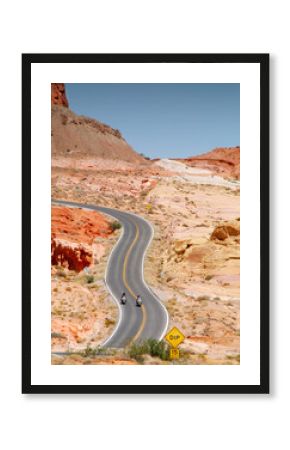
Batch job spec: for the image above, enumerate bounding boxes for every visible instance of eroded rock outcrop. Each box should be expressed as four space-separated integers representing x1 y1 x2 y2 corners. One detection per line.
51 238 92 272
210 221 240 241
51 206 114 271
51 83 68 107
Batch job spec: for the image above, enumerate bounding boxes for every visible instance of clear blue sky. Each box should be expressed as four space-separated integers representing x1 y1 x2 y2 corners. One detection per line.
66 83 240 159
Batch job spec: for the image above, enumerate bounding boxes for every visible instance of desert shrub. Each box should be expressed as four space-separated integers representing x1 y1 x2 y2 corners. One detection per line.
105 318 116 328
145 203 152 211
129 338 169 361
83 345 95 357
205 275 213 281
51 332 66 339
86 275 94 284
197 295 210 302
52 308 63 316
110 221 122 231
82 345 106 357
226 353 240 363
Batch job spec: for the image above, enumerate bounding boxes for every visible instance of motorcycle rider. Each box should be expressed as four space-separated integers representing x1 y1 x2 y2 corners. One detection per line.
136 294 142 306
120 292 127 304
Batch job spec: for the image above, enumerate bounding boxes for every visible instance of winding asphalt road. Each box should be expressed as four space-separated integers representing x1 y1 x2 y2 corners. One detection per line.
52 200 169 348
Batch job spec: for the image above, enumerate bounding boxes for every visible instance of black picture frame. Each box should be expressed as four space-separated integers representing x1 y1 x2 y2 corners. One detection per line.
22 53 269 394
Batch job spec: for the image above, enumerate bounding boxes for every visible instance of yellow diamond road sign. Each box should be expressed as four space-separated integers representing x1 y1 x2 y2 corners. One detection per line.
165 326 185 348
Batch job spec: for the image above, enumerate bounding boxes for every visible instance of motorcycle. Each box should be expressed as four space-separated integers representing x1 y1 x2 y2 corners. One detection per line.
120 293 127 305
136 295 142 307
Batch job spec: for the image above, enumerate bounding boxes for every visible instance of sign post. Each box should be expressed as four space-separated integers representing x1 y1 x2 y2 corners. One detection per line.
165 326 185 360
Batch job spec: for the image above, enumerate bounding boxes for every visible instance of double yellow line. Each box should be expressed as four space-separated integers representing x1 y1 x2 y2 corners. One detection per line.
122 222 147 342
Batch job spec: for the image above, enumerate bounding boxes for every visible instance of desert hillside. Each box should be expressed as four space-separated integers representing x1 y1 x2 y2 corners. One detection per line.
51 84 146 164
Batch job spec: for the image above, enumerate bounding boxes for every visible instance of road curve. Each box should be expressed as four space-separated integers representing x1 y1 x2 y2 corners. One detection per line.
52 199 169 348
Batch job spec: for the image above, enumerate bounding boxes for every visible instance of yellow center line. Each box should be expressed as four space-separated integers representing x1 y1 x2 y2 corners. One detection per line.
122 222 147 343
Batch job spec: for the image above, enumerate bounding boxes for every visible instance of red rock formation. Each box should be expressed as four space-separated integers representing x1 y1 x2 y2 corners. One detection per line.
51 206 113 245
51 206 115 272
51 238 92 272
177 147 240 180
51 83 68 107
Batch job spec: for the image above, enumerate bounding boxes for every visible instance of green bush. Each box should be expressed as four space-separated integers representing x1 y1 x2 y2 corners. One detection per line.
86 275 94 284
51 332 66 339
129 338 170 361
140 152 150 160
105 317 116 328
82 345 106 357
111 221 122 231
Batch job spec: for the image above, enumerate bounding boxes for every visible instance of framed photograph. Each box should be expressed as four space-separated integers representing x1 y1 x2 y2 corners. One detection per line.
22 53 269 394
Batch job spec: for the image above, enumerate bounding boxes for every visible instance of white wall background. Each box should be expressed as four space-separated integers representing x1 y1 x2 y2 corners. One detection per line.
0 1 286 449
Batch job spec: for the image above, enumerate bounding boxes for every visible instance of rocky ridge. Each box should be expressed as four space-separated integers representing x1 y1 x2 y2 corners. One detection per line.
51 83 68 107
177 146 240 180
51 83 146 164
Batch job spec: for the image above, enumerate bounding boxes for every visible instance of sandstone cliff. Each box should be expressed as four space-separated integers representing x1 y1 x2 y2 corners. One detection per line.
51 83 68 107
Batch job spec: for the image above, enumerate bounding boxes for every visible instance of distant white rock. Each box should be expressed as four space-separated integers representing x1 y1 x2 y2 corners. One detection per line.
154 159 240 189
